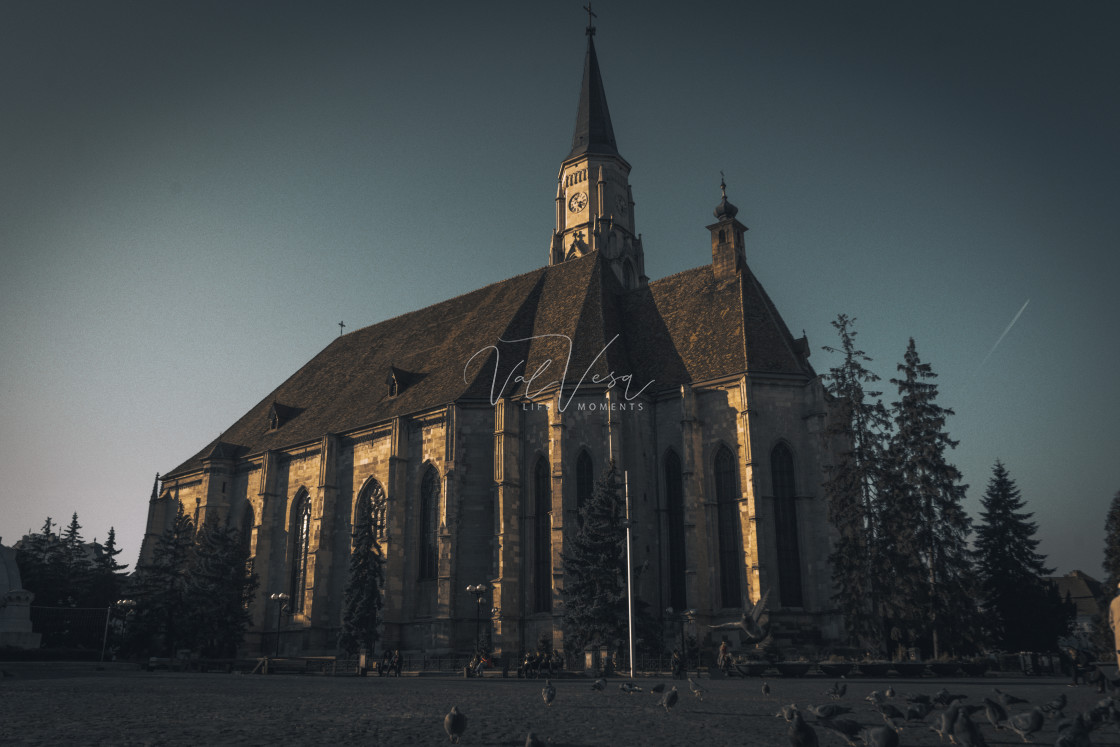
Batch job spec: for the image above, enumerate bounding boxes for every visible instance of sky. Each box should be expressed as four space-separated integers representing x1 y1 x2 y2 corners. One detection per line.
1 1 1117 581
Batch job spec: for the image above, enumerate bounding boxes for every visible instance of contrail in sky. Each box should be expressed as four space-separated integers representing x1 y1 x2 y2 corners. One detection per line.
979 299 1030 369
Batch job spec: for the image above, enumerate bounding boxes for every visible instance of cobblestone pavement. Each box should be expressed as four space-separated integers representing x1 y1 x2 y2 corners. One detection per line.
1 664 1117 746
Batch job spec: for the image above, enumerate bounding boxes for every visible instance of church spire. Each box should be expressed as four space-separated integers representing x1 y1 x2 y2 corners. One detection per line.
550 9 645 290
567 5 618 160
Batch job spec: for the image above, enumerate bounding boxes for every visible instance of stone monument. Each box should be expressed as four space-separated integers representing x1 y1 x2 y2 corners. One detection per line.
0 543 41 649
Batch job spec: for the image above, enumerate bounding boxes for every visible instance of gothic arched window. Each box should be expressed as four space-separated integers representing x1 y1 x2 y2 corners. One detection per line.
622 260 635 289
714 445 742 608
239 503 255 561
534 457 552 612
771 443 804 607
289 491 312 613
419 468 439 580
576 449 594 526
357 479 387 541
664 449 687 611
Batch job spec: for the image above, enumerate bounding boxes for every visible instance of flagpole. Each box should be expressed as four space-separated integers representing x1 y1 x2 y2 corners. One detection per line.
625 469 635 679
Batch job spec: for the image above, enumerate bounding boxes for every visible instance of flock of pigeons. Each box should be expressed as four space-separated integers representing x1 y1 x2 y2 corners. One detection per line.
442 677 1120 746
774 681 1119 747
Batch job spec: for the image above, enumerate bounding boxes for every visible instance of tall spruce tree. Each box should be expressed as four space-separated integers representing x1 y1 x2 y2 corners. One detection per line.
1105 491 1120 593
60 512 91 605
821 314 892 651
88 526 129 609
884 338 980 657
185 511 259 657
127 503 195 657
974 461 1056 651
338 504 385 655
15 517 66 607
560 464 627 658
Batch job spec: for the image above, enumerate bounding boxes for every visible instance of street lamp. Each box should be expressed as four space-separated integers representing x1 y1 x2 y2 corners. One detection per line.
100 599 135 663
465 584 488 655
270 592 291 658
665 607 697 677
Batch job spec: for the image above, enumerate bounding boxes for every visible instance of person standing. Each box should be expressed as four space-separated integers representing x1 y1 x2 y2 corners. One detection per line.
1111 582 1120 669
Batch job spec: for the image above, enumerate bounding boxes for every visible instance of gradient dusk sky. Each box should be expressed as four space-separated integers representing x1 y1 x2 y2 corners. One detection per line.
2 1 1117 580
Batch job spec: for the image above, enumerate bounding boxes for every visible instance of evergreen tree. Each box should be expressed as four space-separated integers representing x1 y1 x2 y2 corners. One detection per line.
127 503 195 657
88 526 129 608
60 512 92 605
338 504 385 655
560 465 627 658
1094 491 1120 658
184 511 259 658
974 461 1059 650
15 517 66 607
821 314 892 652
1104 491 1120 593
883 338 980 657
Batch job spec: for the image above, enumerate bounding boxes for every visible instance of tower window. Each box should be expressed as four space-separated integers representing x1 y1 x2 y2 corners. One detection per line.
714 446 742 608
533 457 552 612
419 467 439 580
771 443 803 607
664 449 686 611
576 450 593 526
357 479 388 542
289 491 312 613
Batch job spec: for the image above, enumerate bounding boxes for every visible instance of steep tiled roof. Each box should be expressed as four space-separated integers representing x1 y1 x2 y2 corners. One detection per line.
166 253 813 477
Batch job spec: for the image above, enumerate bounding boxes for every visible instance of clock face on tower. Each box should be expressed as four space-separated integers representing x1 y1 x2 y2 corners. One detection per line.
568 191 588 212
614 195 627 215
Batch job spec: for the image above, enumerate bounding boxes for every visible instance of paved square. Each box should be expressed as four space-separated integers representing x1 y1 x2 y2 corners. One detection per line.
2 665 1117 746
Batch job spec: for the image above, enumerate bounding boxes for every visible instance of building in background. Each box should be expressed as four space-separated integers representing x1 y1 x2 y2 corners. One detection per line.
141 21 840 658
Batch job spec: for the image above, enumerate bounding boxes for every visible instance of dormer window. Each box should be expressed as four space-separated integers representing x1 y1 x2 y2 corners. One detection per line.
387 371 400 398
266 402 300 431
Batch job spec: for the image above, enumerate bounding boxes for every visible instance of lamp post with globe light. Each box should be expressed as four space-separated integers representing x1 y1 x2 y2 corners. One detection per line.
466 584 489 655
270 592 291 658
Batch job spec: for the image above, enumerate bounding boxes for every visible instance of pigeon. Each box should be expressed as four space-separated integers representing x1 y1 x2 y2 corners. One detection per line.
885 685 896 698
951 707 989 747
542 679 555 706
996 688 1030 708
688 677 705 701
806 703 852 720
931 702 966 743
525 732 546 747
619 681 643 694
1042 692 1067 719
649 682 666 695
788 710 820 747
444 706 467 744
763 681 772 696
826 681 847 699
709 587 773 646
590 678 605 692
1008 707 1044 743
876 703 905 721
816 717 862 746
858 725 900 747
660 686 679 713
866 690 886 706
934 688 967 707
1055 713 1091 747
775 704 800 722
982 697 1008 730
906 702 932 721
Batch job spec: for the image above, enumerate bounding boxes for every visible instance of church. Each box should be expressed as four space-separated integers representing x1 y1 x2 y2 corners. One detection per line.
141 19 841 658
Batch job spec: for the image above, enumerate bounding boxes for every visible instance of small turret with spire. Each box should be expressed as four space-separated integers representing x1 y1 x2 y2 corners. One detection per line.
549 6 646 290
707 174 748 279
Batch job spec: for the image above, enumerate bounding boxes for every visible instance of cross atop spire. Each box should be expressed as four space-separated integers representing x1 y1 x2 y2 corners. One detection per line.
584 3 596 36
567 10 617 160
